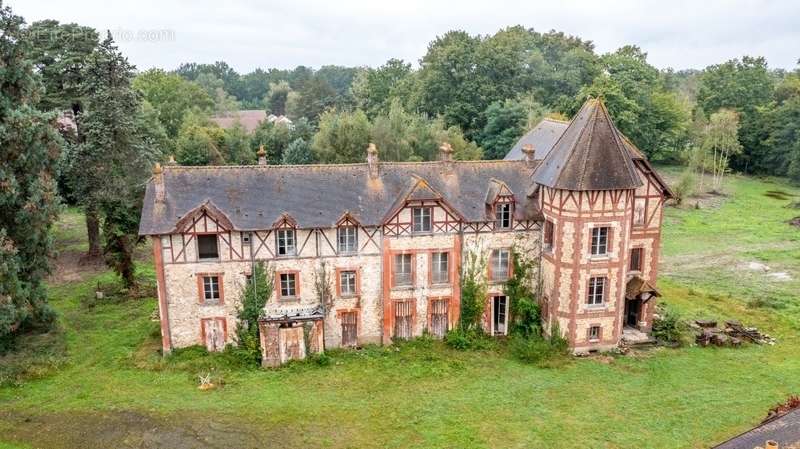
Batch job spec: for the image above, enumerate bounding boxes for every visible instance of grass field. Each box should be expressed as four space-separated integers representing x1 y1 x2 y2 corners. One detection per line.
1 173 799 449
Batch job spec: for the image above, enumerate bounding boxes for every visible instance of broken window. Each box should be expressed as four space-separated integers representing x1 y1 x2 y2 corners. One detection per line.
495 202 512 230
339 270 357 297
279 272 297 299
393 253 413 287
276 229 296 256
588 325 601 341
337 226 358 254
590 227 609 256
587 277 606 306
431 252 449 285
412 207 432 233
490 249 510 281
633 198 646 226
197 234 219 260
429 298 449 338
630 247 643 272
543 220 554 252
201 275 221 304
201 318 226 352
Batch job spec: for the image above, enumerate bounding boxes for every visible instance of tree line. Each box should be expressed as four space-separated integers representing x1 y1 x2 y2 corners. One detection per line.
2 6 799 350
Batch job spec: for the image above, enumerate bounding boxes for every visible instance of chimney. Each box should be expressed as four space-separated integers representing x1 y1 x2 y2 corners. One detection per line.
167 154 177 165
257 144 267 166
521 144 535 167
439 142 454 173
367 143 379 179
153 163 165 203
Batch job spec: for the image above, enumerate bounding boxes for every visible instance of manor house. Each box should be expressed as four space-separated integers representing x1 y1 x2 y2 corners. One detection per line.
138 98 671 366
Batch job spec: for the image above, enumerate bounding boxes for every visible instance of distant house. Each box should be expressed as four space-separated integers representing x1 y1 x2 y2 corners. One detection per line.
209 110 293 134
139 98 671 367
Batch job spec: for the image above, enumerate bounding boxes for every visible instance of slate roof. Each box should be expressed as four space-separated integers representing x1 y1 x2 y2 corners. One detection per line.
209 110 267 133
532 98 643 191
504 118 569 161
713 408 800 449
139 160 540 235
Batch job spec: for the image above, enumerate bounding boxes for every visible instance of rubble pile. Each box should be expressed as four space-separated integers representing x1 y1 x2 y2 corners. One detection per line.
692 319 777 347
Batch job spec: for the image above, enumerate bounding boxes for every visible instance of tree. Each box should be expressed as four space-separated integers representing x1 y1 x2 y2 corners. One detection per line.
700 109 742 192
251 120 292 164
763 74 800 181
132 68 214 138
0 4 62 351
222 124 253 165
313 109 372 163
265 80 291 115
76 34 160 287
282 138 314 165
175 111 226 166
195 73 239 116
351 58 413 117
235 261 273 363
26 20 99 114
478 99 528 160
286 75 337 123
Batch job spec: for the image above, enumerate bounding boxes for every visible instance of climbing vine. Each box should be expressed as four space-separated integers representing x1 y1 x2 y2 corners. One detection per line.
505 247 542 338
235 261 273 363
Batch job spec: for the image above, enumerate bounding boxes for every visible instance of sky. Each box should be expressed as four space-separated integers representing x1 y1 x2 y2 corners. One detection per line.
13 0 800 73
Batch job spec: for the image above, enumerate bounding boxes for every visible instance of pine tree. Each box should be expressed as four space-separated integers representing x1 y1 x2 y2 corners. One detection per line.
0 3 62 351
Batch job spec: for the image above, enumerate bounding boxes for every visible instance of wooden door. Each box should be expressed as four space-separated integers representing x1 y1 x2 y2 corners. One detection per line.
202 318 225 352
429 298 449 338
341 311 358 347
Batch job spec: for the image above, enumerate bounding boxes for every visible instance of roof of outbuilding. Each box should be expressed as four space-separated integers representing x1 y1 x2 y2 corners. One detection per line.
504 118 569 161
209 110 267 133
138 160 541 235
532 98 643 191
713 408 800 449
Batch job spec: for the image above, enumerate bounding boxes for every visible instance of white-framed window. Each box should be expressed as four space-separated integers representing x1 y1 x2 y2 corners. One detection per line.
202 275 220 304
588 325 601 341
495 203 512 229
412 207 432 233
590 227 609 256
633 198 646 226
431 252 449 285
587 277 606 306
393 253 413 287
279 272 297 299
490 249 511 281
276 229 296 256
340 270 357 297
197 234 219 260
337 226 358 254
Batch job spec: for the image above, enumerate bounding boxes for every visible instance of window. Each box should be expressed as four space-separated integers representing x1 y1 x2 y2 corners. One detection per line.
393 253 413 287
630 248 643 272
543 220 554 252
337 226 358 254
339 270 357 297
279 272 297 299
587 277 606 306
276 229 296 256
633 198 646 226
495 203 512 229
412 207 432 233
201 275 221 304
429 298 449 338
490 249 511 281
590 227 609 256
588 325 601 341
394 300 413 339
197 234 219 260
242 232 252 245
431 252 449 285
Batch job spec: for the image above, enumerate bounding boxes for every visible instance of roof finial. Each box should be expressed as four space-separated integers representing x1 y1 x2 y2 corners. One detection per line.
152 162 163 175
521 144 535 167
257 144 267 166
439 141 454 173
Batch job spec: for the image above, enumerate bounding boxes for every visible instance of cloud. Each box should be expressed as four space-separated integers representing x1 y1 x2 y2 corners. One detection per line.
14 0 800 72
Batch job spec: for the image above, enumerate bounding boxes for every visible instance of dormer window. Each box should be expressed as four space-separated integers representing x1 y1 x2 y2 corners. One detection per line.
276 229 296 256
495 202 512 230
337 226 358 254
412 207 432 233
197 235 219 260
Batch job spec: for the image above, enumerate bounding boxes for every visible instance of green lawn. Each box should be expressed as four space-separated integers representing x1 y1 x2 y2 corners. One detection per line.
1 173 798 448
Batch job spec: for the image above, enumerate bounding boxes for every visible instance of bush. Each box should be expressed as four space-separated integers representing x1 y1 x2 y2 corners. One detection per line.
509 323 570 368
651 305 685 345
445 327 492 351
672 169 696 205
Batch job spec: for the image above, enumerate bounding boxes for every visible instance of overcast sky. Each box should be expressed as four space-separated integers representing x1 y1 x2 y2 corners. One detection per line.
14 0 800 73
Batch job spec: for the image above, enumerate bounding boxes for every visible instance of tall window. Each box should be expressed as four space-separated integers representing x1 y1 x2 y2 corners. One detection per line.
276 229 296 256
587 277 606 306
495 203 512 229
590 227 609 256
490 249 511 281
630 247 643 272
197 235 219 260
339 270 357 297
431 252 449 285
412 207 432 233
279 272 297 299
337 226 358 254
393 253 413 287
543 220 554 252
201 275 221 304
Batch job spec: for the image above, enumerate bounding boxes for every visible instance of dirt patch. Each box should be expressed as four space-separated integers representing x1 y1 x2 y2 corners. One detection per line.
0 410 270 449
790 217 800 228
47 249 105 284
678 190 729 210
764 190 797 201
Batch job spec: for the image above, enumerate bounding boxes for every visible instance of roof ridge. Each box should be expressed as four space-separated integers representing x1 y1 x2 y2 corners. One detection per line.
553 100 595 189
575 101 601 190
598 101 641 185
163 159 527 171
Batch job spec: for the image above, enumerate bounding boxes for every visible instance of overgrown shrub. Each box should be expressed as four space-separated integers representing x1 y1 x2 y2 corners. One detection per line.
459 250 487 332
510 323 569 368
506 248 541 338
651 304 685 345
445 327 493 350
235 261 273 364
672 169 696 205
